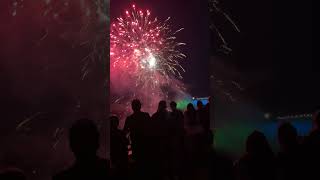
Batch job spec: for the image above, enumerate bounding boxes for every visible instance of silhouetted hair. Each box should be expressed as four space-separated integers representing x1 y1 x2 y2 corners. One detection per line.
246 130 273 157
278 122 298 147
158 100 167 111
69 118 100 157
131 99 141 112
187 103 195 112
170 101 177 109
197 100 203 108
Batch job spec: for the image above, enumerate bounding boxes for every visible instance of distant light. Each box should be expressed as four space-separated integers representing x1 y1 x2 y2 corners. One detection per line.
264 113 271 119
277 113 312 120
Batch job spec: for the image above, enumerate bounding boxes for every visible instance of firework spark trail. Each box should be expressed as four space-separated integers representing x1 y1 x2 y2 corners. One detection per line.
208 0 244 102
52 127 65 150
110 5 189 121
210 0 240 33
209 0 240 54
211 75 240 102
232 80 245 91
16 112 44 131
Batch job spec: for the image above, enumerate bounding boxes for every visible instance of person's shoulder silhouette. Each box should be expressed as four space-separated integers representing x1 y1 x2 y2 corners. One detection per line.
170 101 183 117
277 122 303 180
53 118 109 180
124 99 150 133
152 101 169 119
236 130 276 180
169 101 184 122
110 116 128 166
278 122 299 151
151 101 170 133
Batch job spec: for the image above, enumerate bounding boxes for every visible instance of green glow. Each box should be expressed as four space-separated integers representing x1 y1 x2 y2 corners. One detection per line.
214 123 255 157
176 99 190 111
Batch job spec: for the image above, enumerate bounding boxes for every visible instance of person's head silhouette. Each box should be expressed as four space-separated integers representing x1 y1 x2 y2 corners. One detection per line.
110 116 119 129
246 130 273 157
131 99 141 113
278 122 298 150
187 103 195 112
197 100 203 110
170 101 177 111
158 100 167 112
69 118 100 161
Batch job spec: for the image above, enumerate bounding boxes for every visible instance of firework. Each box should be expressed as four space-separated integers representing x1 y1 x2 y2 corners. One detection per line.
110 5 189 121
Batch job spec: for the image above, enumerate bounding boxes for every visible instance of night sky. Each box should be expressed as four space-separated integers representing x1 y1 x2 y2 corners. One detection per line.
111 0 211 97
213 0 315 115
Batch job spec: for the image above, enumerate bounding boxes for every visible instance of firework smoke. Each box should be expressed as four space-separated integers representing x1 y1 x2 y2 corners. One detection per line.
10 0 109 147
110 5 190 122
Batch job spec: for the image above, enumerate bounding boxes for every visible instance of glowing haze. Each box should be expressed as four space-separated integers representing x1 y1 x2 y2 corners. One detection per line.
110 4 190 122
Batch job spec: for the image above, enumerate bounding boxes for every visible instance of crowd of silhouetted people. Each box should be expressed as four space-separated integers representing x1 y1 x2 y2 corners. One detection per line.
1 98 320 180
113 98 211 180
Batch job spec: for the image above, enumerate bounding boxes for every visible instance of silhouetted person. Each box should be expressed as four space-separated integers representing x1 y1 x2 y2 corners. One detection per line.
169 101 184 137
53 118 109 180
196 101 206 130
168 101 184 179
124 99 151 178
277 122 302 180
183 103 203 174
0 168 26 180
110 116 129 179
302 110 320 179
197 100 204 109
184 103 197 129
235 131 276 180
151 100 171 179
151 101 170 138
196 100 208 154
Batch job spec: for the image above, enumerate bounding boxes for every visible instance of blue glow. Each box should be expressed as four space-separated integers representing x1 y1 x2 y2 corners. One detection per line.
191 97 209 108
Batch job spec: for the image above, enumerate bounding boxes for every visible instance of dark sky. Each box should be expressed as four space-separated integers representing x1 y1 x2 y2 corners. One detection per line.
214 0 316 114
111 0 211 97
